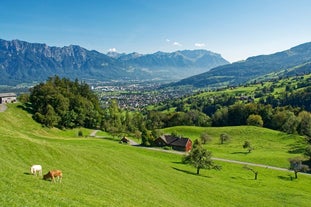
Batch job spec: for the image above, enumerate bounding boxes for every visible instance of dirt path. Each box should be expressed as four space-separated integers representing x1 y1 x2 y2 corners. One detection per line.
89 130 99 137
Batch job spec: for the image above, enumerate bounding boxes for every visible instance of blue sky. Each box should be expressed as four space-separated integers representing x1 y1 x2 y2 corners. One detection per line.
1 0 311 62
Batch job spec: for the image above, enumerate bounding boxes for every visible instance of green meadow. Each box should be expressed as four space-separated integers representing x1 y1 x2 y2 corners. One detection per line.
1 104 311 207
162 126 306 168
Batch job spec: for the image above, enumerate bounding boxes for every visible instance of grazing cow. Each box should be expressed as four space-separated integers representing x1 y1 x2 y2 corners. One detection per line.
43 170 62 183
30 165 42 176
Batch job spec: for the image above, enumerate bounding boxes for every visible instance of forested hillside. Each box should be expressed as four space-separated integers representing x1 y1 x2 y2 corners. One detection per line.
147 74 311 143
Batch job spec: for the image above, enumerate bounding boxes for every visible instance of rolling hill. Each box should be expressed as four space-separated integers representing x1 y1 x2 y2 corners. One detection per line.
1 103 311 206
0 39 228 86
172 42 311 88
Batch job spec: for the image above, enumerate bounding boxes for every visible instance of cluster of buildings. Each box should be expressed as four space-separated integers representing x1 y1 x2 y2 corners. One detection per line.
95 83 191 109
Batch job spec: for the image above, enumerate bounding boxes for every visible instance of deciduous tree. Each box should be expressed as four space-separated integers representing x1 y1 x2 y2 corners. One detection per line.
243 141 253 153
288 157 310 179
243 165 258 180
182 140 221 175
220 133 230 144
304 145 311 161
200 131 212 144
246 114 263 127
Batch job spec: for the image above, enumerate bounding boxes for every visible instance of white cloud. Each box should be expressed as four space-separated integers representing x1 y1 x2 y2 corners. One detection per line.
166 39 170 42
194 43 206 47
108 48 117 52
173 42 182 46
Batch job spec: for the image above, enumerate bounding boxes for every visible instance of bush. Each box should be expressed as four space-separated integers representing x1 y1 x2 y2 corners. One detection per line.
78 130 83 137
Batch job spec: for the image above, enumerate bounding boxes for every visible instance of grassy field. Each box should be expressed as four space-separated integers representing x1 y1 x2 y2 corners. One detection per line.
1 104 311 207
162 126 306 168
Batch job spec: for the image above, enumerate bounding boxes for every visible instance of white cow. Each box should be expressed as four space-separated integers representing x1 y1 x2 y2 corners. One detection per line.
30 165 42 176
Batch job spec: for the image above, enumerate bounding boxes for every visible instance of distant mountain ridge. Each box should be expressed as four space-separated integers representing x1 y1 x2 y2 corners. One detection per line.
0 39 229 85
173 42 311 88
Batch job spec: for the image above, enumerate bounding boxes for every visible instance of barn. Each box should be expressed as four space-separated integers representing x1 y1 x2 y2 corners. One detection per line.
0 93 17 104
154 135 192 152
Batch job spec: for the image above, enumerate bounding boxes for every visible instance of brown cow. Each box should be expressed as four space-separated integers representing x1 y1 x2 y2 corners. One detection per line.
43 170 62 183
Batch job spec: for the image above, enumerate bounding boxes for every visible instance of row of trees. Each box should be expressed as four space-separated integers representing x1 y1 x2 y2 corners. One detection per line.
212 103 311 137
144 103 311 140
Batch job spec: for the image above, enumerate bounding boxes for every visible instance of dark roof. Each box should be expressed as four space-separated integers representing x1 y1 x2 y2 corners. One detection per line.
0 93 16 98
171 137 191 147
159 135 191 147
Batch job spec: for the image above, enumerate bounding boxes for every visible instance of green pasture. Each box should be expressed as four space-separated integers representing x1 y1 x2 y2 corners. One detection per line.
1 104 311 206
163 126 306 168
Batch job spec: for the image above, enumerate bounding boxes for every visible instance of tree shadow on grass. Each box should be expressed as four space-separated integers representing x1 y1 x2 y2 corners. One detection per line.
278 175 294 181
231 151 249 155
172 161 184 165
172 167 212 178
230 176 254 180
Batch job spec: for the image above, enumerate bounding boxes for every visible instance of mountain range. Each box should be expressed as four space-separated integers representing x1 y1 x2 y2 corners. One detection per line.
173 42 311 88
0 39 229 86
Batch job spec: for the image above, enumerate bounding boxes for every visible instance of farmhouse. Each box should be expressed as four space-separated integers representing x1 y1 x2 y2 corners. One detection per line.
120 136 130 144
0 93 17 104
154 135 192 152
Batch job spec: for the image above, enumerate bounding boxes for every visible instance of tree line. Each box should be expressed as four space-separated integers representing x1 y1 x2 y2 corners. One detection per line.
22 76 311 146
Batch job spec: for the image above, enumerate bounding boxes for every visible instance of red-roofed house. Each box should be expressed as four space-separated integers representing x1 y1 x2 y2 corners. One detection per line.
154 135 192 152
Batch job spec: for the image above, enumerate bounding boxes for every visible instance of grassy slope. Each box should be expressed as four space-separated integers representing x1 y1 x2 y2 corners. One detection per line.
1 104 311 207
163 126 306 168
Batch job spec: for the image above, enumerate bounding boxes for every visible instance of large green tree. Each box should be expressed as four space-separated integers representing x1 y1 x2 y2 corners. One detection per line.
29 76 102 129
182 140 221 175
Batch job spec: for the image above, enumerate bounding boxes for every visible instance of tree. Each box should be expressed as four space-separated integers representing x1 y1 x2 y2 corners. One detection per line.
18 93 30 104
182 140 221 175
246 114 263 127
200 131 212 144
228 103 248 126
220 133 230 144
29 76 102 129
297 111 311 139
304 145 311 161
272 110 299 134
243 165 258 180
141 127 152 146
212 107 228 126
44 104 60 128
243 141 253 153
288 157 310 179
